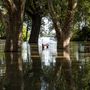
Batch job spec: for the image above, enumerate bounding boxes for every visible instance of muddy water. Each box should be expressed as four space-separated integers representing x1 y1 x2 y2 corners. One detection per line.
0 41 90 90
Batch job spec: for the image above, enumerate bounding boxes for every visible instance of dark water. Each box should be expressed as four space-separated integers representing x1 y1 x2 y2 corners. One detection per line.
0 41 90 90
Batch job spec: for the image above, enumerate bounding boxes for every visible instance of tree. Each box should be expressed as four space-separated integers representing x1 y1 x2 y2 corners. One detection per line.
2 0 26 52
25 0 47 44
0 1 7 39
71 0 90 41
25 0 48 56
47 2 77 84
48 0 77 50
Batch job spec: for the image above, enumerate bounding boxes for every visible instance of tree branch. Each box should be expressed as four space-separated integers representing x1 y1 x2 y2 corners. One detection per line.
47 0 62 34
62 0 77 35
25 8 33 17
4 0 16 12
0 9 3 20
48 0 57 20
0 7 6 21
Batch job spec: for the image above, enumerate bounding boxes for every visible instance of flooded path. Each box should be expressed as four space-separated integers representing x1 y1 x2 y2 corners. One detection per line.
0 39 90 90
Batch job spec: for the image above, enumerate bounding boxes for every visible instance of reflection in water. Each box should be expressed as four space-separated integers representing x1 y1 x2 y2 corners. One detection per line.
41 47 56 66
24 57 42 90
22 42 31 63
71 42 90 90
0 41 90 90
39 40 75 90
5 52 23 90
61 50 75 90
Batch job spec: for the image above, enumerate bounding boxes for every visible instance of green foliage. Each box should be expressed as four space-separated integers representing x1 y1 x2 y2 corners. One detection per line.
22 23 30 41
71 0 90 41
0 21 5 39
72 26 90 41
25 0 48 17
51 0 68 26
75 0 90 25
22 23 27 41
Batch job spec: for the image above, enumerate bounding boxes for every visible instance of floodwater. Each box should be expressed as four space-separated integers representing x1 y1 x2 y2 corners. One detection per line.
0 39 90 90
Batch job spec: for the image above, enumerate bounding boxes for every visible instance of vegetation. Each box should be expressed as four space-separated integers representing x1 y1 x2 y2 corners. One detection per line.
0 0 90 51
22 23 30 41
0 0 26 51
0 1 90 90
0 21 5 39
72 26 90 41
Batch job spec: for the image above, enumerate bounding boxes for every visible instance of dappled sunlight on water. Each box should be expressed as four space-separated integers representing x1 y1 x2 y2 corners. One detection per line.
0 40 90 90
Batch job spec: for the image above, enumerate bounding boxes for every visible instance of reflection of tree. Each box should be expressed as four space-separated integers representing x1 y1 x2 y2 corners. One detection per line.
24 57 42 90
0 80 3 90
32 57 41 90
51 48 76 90
5 52 23 90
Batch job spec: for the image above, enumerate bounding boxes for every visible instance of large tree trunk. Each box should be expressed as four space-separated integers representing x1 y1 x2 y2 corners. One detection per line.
48 0 77 54
5 0 26 52
29 14 41 44
5 13 22 52
58 32 71 51
29 14 41 56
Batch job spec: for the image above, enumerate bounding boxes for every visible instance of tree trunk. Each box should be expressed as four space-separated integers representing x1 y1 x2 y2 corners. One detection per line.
5 12 23 52
5 0 26 52
29 14 41 56
5 20 11 51
29 14 41 44
48 0 77 52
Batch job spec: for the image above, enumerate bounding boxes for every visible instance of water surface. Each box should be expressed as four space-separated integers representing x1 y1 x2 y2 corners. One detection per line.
0 40 90 90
